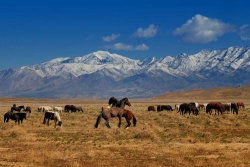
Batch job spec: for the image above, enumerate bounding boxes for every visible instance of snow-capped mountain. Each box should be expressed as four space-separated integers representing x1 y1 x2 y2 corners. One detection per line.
0 46 250 99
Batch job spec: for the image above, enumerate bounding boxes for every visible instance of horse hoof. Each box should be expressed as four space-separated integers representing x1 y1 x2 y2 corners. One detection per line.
125 127 129 129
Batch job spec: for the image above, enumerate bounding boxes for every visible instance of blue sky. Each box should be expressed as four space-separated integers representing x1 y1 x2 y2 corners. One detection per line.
0 0 250 70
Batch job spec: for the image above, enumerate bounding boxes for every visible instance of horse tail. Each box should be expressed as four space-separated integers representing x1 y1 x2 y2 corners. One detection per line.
94 113 102 128
132 114 137 127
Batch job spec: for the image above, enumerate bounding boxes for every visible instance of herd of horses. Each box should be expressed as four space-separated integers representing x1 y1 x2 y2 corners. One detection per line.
3 98 137 129
3 99 246 129
148 101 245 116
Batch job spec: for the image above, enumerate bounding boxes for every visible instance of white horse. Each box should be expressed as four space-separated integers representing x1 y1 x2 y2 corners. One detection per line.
43 106 52 112
175 104 180 111
43 111 62 128
38 106 44 112
53 106 64 113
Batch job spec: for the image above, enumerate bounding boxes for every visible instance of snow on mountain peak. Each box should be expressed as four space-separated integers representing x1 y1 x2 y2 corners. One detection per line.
6 46 250 79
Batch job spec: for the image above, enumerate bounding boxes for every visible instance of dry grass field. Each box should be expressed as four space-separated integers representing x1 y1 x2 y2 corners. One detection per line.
1 86 250 167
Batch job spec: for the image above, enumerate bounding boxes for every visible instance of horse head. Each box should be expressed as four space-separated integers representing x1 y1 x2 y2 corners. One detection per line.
118 97 131 108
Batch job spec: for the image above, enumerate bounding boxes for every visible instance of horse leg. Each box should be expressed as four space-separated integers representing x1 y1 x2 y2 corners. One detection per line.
104 119 111 128
118 116 121 128
94 114 102 128
125 117 131 129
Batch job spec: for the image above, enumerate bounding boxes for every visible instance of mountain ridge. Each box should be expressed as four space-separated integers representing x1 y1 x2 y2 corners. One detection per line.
0 46 250 99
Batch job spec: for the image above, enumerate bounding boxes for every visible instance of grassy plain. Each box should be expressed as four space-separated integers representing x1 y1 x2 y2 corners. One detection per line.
0 86 250 167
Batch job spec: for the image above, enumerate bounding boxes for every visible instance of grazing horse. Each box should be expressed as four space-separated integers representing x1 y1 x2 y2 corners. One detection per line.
24 106 32 113
162 105 173 111
53 106 64 113
4 112 26 125
43 111 62 128
237 102 245 109
178 103 192 115
11 105 25 112
157 105 163 111
148 106 155 111
206 102 225 115
223 104 231 112
198 104 205 110
64 105 76 112
178 103 199 115
231 103 239 115
175 104 180 111
94 97 131 128
190 102 199 108
75 106 84 112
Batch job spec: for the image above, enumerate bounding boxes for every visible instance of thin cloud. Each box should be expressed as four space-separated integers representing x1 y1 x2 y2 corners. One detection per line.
173 14 235 43
239 24 250 40
133 24 158 38
135 44 149 50
102 34 120 42
104 43 149 50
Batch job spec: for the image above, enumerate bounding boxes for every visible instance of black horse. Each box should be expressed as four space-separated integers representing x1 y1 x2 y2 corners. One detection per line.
64 105 83 112
95 97 131 128
11 104 25 112
43 111 62 128
4 112 26 125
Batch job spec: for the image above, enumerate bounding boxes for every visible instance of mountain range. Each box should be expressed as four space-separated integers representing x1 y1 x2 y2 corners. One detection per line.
0 46 250 99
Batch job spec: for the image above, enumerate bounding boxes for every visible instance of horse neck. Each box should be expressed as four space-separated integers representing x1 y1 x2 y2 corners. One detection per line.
117 99 127 108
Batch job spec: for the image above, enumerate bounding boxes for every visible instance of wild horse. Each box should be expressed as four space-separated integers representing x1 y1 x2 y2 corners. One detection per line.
11 104 25 112
43 111 62 128
4 111 27 125
95 97 132 128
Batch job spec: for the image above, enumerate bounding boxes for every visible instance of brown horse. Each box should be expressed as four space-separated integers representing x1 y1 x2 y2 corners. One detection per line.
198 104 205 110
95 97 131 128
157 105 162 111
24 106 32 113
148 106 155 111
237 102 245 109
122 109 137 129
206 102 225 115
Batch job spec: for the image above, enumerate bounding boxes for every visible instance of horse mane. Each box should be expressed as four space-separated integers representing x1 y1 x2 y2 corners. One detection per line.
108 97 118 106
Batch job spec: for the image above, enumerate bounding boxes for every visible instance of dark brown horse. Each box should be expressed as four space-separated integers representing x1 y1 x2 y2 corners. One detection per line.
237 102 245 109
231 103 239 115
162 105 173 111
122 109 137 129
148 106 155 111
64 105 83 112
206 102 225 115
94 97 131 128
11 104 25 112
178 103 199 115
